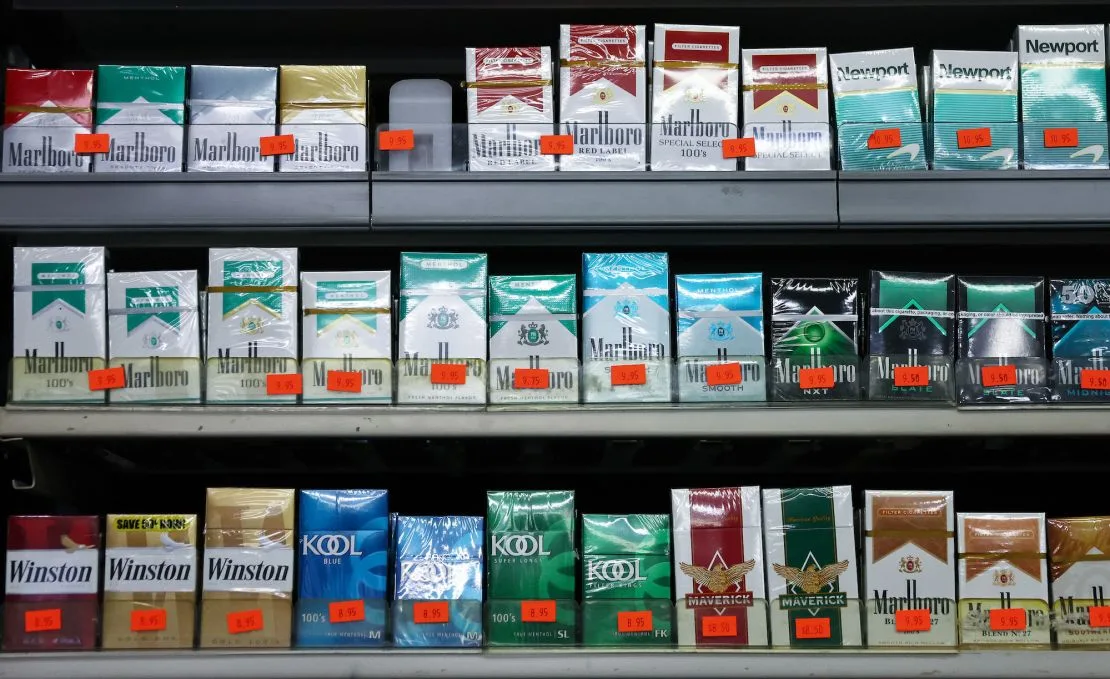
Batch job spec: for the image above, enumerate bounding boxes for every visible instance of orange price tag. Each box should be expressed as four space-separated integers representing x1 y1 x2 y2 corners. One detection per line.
521 600 557 623
610 363 647 386
617 610 653 633
795 617 831 639
513 368 550 390
981 364 1016 388
74 133 110 154
266 373 303 395
1044 127 1079 149
326 370 362 393
430 363 467 385
379 129 415 151
1089 605 1110 628
130 608 167 632
329 600 365 624
894 366 929 387
706 362 742 386
24 608 62 633
799 366 835 390
226 609 264 634
88 366 126 391
957 127 992 149
867 128 901 150
722 137 756 158
895 609 932 633
701 615 738 637
1080 369 1110 391
989 608 1026 631
413 601 449 624
540 134 574 155
259 134 296 157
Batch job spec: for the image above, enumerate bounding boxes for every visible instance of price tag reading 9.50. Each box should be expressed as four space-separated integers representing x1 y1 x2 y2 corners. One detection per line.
1081 369 1110 391
413 601 450 624
701 615 738 637
893 366 929 388
895 608 931 633
981 364 1017 388
328 599 366 624
521 600 557 623
226 609 264 635
989 608 1027 631
617 610 653 633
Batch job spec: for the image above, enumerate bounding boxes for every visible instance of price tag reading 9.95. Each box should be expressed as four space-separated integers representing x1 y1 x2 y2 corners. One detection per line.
430 363 467 385
799 366 835 390
130 608 168 632
259 134 296 157
540 134 574 155
701 615 738 637
1080 369 1110 391
610 363 647 386
378 129 415 151
706 362 742 387
226 609 264 635
88 366 126 391
989 608 1027 631
326 370 363 394
328 599 366 624
795 617 831 640
521 600 557 623
74 133 110 155
617 610 653 633
895 608 931 633
24 608 62 633
1088 605 1110 628
266 373 303 395
413 601 450 624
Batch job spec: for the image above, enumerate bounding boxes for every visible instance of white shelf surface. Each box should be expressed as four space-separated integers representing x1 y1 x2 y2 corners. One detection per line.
1 404 1109 438
2 649 1105 679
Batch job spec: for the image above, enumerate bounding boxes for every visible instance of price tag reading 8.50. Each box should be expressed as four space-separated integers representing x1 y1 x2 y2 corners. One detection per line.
521 599 557 623
617 610 653 633
895 608 931 632
413 601 450 624
795 617 831 639
989 608 1027 631
701 615 737 637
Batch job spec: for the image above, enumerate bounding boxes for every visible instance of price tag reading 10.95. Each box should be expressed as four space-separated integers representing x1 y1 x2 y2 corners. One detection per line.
701 615 737 637
867 128 901 150
989 608 1027 631
413 601 450 624
1044 127 1079 148
617 610 653 633
521 600 557 623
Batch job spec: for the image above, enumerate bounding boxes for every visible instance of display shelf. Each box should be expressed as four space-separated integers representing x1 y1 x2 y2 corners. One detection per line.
0 173 371 229
1 650 1106 679
11 0 1103 7
838 170 1110 228
370 171 837 229
3 403 1108 438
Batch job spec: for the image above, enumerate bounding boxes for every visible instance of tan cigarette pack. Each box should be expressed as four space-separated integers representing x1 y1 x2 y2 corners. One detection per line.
200 488 295 648
103 514 198 649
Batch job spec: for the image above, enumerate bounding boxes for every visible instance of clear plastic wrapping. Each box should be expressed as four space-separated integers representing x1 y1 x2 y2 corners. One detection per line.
188 65 278 172
397 252 488 404
770 277 861 400
103 514 198 649
278 65 367 172
11 246 106 403
489 275 578 404
465 47 555 171
931 50 1019 170
1048 517 1110 647
205 248 299 404
107 269 200 403
957 512 1050 648
301 271 392 404
762 486 862 648
672 487 767 647
297 490 389 647
582 253 671 403
94 65 185 173
1050 278 1110 402
559 25 647 171
864 491 956 648
742 48 832 171
201 488 295 649
3 68 94 173
651 24 740 171
676 273 766 402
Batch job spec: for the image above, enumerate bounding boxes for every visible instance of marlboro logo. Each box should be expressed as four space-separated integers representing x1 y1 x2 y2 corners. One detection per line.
750 53 821 110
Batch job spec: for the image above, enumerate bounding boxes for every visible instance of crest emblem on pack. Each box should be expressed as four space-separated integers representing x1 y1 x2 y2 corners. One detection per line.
240 315 264 335
518 322 549 346
427 306 460 330
615 298 639 319
899 318 927 341
708 321 734 342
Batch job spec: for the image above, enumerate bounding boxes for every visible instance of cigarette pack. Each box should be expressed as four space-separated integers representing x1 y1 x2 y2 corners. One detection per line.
3 68 94 172
94 65 185 172
1048 517 1110 646
742 48 831 170
188 65 277 172
931 51 1019 170
770 277 859 400
1050 278 1110 401
278 65 366 172
466 47 554 171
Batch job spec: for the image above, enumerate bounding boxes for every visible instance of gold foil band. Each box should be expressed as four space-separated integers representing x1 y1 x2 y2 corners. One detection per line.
462 79 552 89
560 59 646 68
5 104 91 114
279 101 366 109
303 307 388 316
655 61 738 70
959 551 1047 559
207 286 297 293
866 529 954 538
743 83 828 91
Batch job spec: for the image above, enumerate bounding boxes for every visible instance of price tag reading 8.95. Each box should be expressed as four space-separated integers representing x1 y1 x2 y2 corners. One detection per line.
329 599 366 624
521 599 557 623
413 601 450 624
226 609 264 634
130 608 168 632
617 610 653 633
